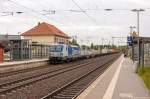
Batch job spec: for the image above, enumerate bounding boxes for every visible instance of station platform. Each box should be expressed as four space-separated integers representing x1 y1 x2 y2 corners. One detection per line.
0 59 48 73
77 55 150 99
0 59 48 67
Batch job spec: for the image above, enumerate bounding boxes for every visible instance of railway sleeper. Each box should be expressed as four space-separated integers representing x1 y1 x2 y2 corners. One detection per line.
70 82 86 86
67 88 84 91
66 84 85 87
66 86 84 89
55 94 75 97
60 92 77 95
69 85 85 89
52 95 73 99
70 83 87 87
0 83 26 94
61 91 79 94
63 88 81 91
0 94 6 99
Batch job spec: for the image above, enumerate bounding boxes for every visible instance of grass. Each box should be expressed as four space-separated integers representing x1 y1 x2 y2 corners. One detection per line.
138 67 150 93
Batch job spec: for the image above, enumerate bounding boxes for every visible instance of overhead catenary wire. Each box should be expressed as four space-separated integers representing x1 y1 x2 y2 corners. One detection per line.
0 0 53 34
0 0 149 24
71 0 99 25
28 8 150 13
1 0 150 13
6 0 65 25
1 0 149 16
7 0 51 18
0 0 40 32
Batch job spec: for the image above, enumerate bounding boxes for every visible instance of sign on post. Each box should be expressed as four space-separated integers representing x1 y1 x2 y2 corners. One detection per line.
127 36 133 46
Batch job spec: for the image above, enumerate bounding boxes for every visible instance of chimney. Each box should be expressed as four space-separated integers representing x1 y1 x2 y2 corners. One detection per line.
38 22 41 26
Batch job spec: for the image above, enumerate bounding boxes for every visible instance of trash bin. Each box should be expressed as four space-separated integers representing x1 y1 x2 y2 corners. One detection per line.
0 44 4 63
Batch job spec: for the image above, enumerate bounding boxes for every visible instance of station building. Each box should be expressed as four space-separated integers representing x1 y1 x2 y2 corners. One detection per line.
21 22 70 45
0 22 70 61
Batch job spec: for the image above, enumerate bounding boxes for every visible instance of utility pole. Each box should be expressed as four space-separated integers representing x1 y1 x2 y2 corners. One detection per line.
101 38 104 53
112 37 114 46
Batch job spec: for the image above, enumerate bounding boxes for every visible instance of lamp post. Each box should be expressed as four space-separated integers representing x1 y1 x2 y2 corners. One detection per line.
131 9 145 69
131 9 145 36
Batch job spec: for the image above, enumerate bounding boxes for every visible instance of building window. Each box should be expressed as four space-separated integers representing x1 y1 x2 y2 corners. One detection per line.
54 37 56 43
55 37 59 43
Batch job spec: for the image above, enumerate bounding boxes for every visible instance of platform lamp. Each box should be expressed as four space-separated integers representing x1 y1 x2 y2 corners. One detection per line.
131 9 145 69
131 9 145 37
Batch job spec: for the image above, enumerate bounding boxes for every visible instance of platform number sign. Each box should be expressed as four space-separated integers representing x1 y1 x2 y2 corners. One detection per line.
127 36 133 46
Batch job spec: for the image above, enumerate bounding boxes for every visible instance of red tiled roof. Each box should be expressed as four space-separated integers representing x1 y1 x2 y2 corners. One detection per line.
21 22 70 38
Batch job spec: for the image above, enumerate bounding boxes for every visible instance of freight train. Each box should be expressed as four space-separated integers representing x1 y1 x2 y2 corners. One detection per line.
48 43 118 64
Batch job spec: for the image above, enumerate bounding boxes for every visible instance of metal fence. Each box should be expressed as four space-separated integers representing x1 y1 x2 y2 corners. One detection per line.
144 43 150 66
10 40 30 60
30 44 50 59
9 40 50 61
131 37 150 67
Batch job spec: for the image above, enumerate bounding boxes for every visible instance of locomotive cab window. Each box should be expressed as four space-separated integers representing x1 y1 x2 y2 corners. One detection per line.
49 45 63 52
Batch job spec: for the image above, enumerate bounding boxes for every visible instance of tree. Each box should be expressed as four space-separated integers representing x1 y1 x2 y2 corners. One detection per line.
90 43 94 49
81 45 90 50
69 39 79 46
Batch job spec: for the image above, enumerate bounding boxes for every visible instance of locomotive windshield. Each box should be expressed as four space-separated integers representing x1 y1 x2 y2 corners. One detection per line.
49 45 63 52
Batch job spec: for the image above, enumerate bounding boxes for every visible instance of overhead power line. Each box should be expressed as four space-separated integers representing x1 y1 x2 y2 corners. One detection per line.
7 0 49 17
0 11 23 16
6 0 64 25
71 0 99 25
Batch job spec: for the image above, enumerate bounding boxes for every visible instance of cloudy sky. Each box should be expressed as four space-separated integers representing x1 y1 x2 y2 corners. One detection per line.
0 0 150 45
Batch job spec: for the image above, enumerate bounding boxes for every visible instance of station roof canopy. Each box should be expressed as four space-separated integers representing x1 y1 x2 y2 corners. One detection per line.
0 35 21 41
21 22 70 38
134 37 150 43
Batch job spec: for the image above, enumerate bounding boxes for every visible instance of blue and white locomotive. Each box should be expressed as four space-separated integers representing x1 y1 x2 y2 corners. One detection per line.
48 43 118 64
48 44 81 63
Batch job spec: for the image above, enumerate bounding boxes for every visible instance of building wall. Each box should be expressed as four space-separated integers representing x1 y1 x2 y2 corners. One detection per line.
22 35 69 45
54 36 69 44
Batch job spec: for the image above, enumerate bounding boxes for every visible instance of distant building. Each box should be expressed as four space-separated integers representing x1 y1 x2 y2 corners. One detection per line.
0 35 21 51
21 22 70 45
0 35 21 41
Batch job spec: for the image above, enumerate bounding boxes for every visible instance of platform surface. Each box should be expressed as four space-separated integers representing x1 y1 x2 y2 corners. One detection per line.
0 59 48 66
77 55 150 99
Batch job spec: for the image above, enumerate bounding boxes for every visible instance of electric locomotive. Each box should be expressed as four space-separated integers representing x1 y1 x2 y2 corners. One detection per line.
48 44 80 63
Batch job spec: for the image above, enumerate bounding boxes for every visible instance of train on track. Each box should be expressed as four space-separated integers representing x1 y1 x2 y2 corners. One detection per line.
48 43 118 64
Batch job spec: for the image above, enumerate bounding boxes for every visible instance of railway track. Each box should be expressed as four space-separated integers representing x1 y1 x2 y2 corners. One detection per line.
0 64 50 78
0 53 113 78
0 56 104 95
0 53 120 99
41 54 119 99
0 57 100 85
0 59 87 78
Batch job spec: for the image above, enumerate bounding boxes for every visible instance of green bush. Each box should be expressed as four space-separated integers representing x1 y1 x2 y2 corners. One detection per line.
138 67 150 93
